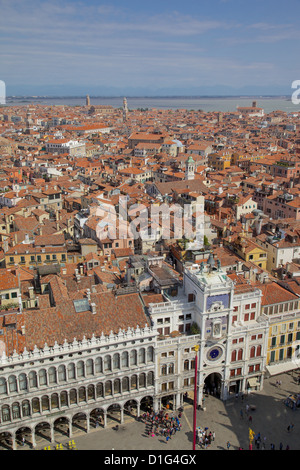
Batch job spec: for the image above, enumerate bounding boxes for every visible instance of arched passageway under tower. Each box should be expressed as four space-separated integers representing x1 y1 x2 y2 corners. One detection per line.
204 373 222 398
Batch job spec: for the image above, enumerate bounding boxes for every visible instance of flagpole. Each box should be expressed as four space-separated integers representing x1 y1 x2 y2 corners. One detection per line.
193 345 199 451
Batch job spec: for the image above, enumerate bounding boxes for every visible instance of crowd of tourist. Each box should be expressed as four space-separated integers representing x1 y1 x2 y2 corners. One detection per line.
140 409 183 442
196 426 215 449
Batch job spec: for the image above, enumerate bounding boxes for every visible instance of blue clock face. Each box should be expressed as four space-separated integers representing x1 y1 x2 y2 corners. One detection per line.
210 349 220 359
207 346 223 361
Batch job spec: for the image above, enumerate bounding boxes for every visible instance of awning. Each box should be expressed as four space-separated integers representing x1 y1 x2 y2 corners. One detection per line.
248 377 260 388
266 362 298 377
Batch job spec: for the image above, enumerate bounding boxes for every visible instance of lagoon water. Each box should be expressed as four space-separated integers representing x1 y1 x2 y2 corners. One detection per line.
5 96 300 114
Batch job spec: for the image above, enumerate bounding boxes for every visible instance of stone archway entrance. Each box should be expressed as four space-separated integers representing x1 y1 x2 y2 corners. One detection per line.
0 432 12 450
124 399 138 419
90 408 104 429
15 426 33 449
204 373 222 398
107 404 121 425
35 422 51 446
140 396 153 412
54 417 70 439
72 412 88 434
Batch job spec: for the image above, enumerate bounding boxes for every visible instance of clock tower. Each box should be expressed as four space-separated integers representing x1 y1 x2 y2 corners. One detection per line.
183 253 235 402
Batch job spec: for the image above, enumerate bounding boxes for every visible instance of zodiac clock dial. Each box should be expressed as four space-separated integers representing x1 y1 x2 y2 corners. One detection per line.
207 346 223 361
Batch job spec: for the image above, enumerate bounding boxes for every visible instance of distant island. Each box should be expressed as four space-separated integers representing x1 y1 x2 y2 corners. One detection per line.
6 94 290 100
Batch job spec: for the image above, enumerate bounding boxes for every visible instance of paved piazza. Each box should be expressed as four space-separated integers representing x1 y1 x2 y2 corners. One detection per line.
25 370 300 452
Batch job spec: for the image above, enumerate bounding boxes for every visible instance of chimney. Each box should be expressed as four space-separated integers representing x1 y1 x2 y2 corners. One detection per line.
237 260 243 271
90 303 97 314
28 286 34 299
86 288 91 301
3 239 8 253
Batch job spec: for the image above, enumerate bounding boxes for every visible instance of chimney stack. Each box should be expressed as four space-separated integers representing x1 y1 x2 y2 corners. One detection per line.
90 303 96 314
28 286 34 299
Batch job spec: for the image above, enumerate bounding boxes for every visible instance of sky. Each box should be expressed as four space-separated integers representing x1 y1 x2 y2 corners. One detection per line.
0 0 299 96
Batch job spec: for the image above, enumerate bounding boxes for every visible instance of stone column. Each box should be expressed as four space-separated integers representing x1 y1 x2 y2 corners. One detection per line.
12 432 17 451
175 392 181 410
86 417 90 433
31 432 36 449
69 421 73 438
221 379 229 402
50 424 55 443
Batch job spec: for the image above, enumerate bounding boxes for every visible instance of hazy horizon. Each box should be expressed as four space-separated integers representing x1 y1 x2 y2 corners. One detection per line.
4 95 298 114
6 93 290 99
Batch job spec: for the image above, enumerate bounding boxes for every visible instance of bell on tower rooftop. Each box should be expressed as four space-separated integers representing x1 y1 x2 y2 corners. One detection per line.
207 252 215 269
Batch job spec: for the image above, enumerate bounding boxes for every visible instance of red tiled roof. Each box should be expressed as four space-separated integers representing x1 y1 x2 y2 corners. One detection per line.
21 291 149 351
0 269 18 290
259 282 298 306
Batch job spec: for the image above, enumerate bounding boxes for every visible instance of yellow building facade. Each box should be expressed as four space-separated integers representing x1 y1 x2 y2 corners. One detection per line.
260 282 300 374
225 236 268 270
207 152 231 171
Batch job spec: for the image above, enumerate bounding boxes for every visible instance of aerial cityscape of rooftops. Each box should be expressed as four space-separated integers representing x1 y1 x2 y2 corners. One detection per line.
0 91 300 452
